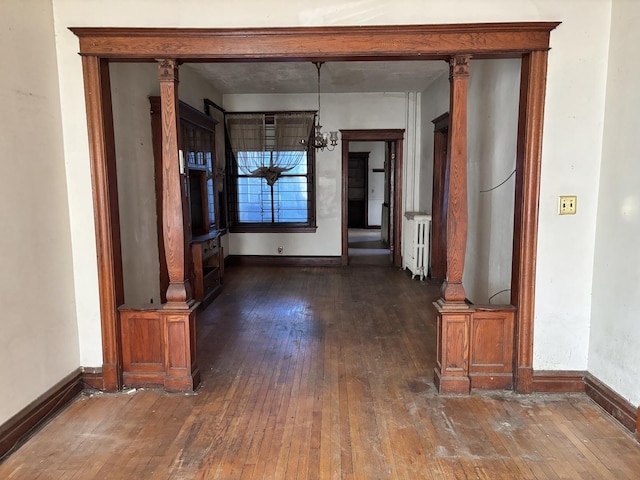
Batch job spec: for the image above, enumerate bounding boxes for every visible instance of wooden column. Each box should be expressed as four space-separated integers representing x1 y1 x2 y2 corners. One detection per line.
81 56 124 392
157 59 200 392
434 55 472 394
158 59 194 309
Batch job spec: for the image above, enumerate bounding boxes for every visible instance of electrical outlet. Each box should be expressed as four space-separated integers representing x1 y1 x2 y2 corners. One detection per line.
559 195 577 215
277 245 284 254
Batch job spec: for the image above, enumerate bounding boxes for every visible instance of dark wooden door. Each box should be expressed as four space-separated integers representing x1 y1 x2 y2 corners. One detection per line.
348 153 368 228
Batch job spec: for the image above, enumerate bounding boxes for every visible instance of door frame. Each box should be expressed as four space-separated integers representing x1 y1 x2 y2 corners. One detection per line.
72 23 558 393
341 130 404 267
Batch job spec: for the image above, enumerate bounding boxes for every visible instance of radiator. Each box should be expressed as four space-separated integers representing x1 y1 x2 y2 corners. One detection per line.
402 212 431 280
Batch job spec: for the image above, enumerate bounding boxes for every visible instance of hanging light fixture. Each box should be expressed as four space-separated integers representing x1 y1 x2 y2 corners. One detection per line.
309 62 338 151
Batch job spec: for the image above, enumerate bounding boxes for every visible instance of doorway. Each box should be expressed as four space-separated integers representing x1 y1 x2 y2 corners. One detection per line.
75 24 555 393
341 129 404 267
347 147 390 265
347 152 369 229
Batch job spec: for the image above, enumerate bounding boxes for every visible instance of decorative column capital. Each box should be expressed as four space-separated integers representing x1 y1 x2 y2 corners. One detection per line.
449 54 471 78
157 59 179 82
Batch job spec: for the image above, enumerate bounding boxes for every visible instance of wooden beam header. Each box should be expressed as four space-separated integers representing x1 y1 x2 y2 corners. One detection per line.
70 22 560 60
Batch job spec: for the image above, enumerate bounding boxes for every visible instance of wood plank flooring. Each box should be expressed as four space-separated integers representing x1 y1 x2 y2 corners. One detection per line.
1 265 639 479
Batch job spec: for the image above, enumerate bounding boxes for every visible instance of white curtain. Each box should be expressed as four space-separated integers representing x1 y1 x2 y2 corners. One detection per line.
226 112 314 186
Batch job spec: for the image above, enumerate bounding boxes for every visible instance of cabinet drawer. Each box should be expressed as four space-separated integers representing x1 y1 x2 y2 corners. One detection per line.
203 268 220 292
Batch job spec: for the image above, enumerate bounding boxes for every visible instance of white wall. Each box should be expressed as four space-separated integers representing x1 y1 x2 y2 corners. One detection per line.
223 92 409 256
419 60 519 306
350 142 386 227
0 0 79 423
419 73 449 214
111 63 161 306
589 0 640 407
111 63 223 306
464 59 520 305
52 0 612 372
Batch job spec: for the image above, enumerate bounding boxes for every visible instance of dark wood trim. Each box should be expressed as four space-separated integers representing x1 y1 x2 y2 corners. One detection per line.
71 23 559 394
227 255 342 267
430 112 449 281
341 129 404 268
80 367 103 390
340 129 406 142
512 51 549 394
341 138 350 265
179 99 218 131
392 140 403 268
70 23 559 60
585 374 638 434
80 56 124 392
0 370 83 460
532 370 586 393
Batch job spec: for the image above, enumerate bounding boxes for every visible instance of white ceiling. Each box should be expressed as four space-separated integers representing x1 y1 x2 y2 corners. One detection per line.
187 60 449 95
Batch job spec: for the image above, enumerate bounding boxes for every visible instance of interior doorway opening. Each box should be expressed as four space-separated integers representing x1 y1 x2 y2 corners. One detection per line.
346 144 391 265
341 129 404 267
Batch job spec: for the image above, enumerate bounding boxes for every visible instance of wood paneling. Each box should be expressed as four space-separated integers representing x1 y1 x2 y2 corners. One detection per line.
164 309 200 392
469 308 515 389
70 23 560 60
119 309 165 386
119 307 200 391
434 306 471 394
0 370 83 460
585 373 638 433
436 306 516 392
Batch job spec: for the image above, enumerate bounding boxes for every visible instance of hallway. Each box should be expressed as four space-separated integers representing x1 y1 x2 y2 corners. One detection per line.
347 228 391 266
1 266 639 479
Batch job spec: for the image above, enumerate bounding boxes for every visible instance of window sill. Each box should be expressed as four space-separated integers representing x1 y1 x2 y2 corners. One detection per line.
229 224 317 234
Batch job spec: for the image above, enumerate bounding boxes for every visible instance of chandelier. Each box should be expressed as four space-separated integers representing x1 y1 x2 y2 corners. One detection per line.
309 62 338 151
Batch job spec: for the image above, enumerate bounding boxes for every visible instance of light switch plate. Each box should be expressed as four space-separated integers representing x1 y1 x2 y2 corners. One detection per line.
559 195 577 215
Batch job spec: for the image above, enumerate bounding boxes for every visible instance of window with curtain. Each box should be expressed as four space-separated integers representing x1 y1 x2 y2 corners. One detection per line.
226 112 317 232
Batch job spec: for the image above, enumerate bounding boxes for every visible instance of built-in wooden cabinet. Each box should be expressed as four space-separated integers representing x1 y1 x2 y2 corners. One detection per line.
191 233 224 307
150 96 224 306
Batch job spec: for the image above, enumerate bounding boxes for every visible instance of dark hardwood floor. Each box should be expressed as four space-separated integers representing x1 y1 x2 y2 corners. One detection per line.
1 265 639 479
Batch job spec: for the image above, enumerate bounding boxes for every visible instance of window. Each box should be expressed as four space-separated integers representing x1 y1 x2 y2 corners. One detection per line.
226 113 317 232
